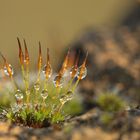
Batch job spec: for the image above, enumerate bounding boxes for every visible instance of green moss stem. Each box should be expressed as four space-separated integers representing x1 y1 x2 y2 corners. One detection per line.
66 78 74 91
72 79 80 93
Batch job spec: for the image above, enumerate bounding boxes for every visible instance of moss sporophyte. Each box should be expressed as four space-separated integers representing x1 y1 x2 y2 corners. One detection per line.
0 38 88 127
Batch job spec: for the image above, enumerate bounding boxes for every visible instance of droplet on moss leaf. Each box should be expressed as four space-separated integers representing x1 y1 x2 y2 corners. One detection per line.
41 89 48 99
34 83 40 91
77 66 87 80
25 89 30 95
42 64 52 79
70 66 78 78
15 89 23 101
60 91 73 104
53 75 64 88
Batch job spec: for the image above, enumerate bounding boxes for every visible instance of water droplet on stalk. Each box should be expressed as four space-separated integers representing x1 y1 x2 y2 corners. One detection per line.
59 91 73 104
59 49 70 76
24 39 29 65
38 42 42 71
42 64 52 79
41 89 48 99
17 37 24 65
70 50 80 78
70 66 78 78
67 90 73 95
34 82 40 91
4 64 14 76
77 66 87 80
25 89 30 95
15 89 23 102
53 75 64 88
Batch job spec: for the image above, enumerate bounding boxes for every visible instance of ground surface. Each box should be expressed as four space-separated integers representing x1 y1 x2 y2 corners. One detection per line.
0 108 140 140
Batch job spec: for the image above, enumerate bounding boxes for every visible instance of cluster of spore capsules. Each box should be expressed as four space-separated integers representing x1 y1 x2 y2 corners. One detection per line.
0 38 88 110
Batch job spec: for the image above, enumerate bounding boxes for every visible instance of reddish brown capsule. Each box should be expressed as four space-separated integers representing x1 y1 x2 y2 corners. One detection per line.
45 48 52 79
70 51 80 78
77 51 88 80
17 37 24 65
24 39 29 65
47 48 50 64
75 51 80 68
59 49 70 75
42 48 52 79
53 74 63 88
0 52 13 77
38 42 42 71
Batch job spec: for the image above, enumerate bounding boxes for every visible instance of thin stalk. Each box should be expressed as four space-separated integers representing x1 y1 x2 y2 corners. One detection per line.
72 79 80 93
25 66 30 106
57 87 61 94
37 68 41 84
24 39 30 91
21 65 28 91
10 76 17 91
21 64 30 106
44 79 48 90
25 66 29 89
26 95 29 105
34 89 39 105
55 102 65 116
65 78 74 91
42 98 46 112
58 102 65 112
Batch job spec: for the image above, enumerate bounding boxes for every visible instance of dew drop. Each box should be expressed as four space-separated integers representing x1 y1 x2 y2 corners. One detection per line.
25 89 30 95
59 91 73 104
53 75 64 88
42 64 52 78
34 82 40 91
67 90 73 95
70 66 78 78
15 89 23 102
3 64 14 76
24 59 28 63
11 103 20 113
41 89 48 99
77 66 87 80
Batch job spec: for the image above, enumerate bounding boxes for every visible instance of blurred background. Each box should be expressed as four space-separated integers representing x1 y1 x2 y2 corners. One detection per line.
0 0 138 70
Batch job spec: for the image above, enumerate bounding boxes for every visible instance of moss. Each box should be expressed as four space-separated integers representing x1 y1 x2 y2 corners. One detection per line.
0 39 88 127
97 93 126 112
63 98 83 116
100 112 113 125
0 93 11 111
